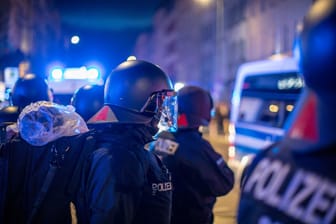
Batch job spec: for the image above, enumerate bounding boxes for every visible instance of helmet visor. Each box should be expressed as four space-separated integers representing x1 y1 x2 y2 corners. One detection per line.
141 89 177 132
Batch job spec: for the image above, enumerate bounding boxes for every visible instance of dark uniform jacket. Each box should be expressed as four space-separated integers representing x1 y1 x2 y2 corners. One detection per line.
76 123 172 224
238 139 336 224
1 102 92 224
159 129 234 224
2 133 92 224
2 123 172 224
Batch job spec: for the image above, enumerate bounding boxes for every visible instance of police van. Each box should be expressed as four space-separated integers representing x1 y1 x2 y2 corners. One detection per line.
228 56 304 165
48 66 103 105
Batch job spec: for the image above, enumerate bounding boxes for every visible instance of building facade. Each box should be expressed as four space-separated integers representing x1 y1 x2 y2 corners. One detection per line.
0 0 61 78
134 0 313 103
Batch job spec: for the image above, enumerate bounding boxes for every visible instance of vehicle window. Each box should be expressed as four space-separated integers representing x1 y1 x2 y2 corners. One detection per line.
236 72 303 128
238 97 262 123
238 96 297 128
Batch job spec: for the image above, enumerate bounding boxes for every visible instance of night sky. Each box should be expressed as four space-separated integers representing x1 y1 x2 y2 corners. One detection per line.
53 0 173 74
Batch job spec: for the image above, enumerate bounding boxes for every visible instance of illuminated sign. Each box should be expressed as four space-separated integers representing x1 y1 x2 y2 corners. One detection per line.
277 77 304 90
243 72 304 93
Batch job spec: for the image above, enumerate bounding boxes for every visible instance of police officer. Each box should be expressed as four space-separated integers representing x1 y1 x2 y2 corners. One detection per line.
1 101 90 224
154 85 234 224
0 73 50 122
75 60 176 224
238 0 336 223
70 84 104 121
0 73 51 142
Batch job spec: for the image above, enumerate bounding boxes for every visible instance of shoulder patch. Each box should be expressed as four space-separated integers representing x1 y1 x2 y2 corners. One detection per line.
154 138 179 155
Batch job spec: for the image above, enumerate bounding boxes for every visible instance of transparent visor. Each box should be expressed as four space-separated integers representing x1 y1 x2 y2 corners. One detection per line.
141 89 178 132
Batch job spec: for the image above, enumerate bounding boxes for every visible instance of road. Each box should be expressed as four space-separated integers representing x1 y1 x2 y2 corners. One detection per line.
203 120 241 224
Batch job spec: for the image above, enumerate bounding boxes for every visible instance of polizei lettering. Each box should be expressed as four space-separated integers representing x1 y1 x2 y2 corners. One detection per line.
152 182 172 196
243 158 336 224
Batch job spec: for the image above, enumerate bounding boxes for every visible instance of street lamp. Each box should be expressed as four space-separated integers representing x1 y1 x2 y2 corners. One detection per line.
194 0 213 7
193 0 225 102
215 0 224 83
71 35 80 45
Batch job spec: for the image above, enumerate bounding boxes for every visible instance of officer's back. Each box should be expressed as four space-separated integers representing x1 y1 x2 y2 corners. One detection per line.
237 0 336 223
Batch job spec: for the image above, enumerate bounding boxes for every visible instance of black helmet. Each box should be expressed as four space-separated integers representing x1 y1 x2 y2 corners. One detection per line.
89 60 177 131
11 74 50 110
105 60 173 111
299 0 336 94
71 84 104 121
102 60 177 129
177 85 213 129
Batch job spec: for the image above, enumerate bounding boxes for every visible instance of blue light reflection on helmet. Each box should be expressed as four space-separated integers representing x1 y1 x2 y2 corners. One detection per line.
141 89 178 132
158 90 178 132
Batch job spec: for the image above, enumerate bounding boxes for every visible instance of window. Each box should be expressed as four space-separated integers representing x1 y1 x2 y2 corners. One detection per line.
238 97 297 128
237 72 303 128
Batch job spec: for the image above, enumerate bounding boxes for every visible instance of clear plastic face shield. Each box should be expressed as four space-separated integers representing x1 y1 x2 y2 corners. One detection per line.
141 89 178 132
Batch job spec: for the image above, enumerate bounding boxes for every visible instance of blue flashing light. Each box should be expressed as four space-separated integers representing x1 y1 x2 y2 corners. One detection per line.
86 61 104 78
87 68 100 80
48 62 102 82
51 68 63 80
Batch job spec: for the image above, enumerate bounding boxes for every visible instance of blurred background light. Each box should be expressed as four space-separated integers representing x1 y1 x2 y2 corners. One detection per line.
286 104 294 112
50 68 63 81
87 67 100 80
127 55 137 61
174 82 185 91
269 104 279 113
71 35 80 45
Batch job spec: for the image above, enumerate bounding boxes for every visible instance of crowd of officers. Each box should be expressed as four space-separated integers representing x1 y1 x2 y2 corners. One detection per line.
0 59 234 224
1 0 336 223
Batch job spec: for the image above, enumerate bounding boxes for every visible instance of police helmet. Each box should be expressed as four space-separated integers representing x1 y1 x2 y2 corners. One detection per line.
177 85 213 129
71 84 104 121
299 0 336 93
11 74 50 110
103 60 177 130
105 60 173 111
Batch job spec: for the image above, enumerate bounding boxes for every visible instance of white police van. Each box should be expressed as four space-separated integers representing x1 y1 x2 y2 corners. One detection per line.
228 56 304 166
